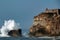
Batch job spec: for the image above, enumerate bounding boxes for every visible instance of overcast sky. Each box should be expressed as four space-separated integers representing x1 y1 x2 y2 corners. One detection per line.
0 0 60 31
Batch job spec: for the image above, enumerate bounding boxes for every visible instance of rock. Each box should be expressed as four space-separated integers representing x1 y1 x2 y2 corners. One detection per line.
8 29 22 37
29 8 60 37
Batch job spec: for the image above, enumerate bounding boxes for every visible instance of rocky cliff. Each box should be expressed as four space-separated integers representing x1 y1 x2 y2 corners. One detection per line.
8 29 22 37
29 8 60 37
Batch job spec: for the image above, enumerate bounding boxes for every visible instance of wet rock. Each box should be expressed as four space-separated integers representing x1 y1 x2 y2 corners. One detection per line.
8 29 22 37
29 8 60 37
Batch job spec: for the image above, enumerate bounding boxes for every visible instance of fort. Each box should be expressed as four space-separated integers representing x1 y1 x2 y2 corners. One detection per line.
29 8 60 37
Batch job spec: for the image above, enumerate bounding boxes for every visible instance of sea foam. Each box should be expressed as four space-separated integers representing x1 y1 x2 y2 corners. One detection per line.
0 20 20 37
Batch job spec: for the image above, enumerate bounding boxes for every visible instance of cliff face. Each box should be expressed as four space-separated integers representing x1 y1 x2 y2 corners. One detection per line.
8 29 22 37
29 9 60 37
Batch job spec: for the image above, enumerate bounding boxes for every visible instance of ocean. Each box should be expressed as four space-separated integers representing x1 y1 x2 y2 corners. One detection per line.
0 36 60 40
0 37 55 40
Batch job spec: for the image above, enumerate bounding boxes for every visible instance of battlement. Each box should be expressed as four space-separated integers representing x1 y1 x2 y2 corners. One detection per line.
45 8 60 15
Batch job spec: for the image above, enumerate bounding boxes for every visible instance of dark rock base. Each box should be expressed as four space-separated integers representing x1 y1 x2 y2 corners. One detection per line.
8 29 22 37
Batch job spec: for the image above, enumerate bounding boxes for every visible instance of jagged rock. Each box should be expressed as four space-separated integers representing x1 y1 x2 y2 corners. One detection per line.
8 29 22 37
29 8 60 37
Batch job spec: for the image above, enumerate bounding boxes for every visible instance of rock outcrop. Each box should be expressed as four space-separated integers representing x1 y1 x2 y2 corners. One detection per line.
8 29 22 37
29 8 60 37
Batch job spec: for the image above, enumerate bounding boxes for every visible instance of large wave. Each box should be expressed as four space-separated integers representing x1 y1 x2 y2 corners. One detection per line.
0 20 20 37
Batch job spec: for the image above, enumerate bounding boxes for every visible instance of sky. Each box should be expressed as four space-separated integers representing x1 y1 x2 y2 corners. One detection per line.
0 0 60 32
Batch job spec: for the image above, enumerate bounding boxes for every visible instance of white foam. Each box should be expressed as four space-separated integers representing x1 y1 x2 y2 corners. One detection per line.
0 19 20 37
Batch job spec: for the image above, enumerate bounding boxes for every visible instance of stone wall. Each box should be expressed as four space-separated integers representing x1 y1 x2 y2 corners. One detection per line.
29 9 60 37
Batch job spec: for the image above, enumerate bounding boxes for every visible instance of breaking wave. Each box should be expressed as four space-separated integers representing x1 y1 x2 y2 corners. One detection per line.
0 19 20 37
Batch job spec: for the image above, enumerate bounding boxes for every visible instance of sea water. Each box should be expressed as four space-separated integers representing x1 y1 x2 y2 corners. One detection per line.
0 36 60 40
0 37 55 40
